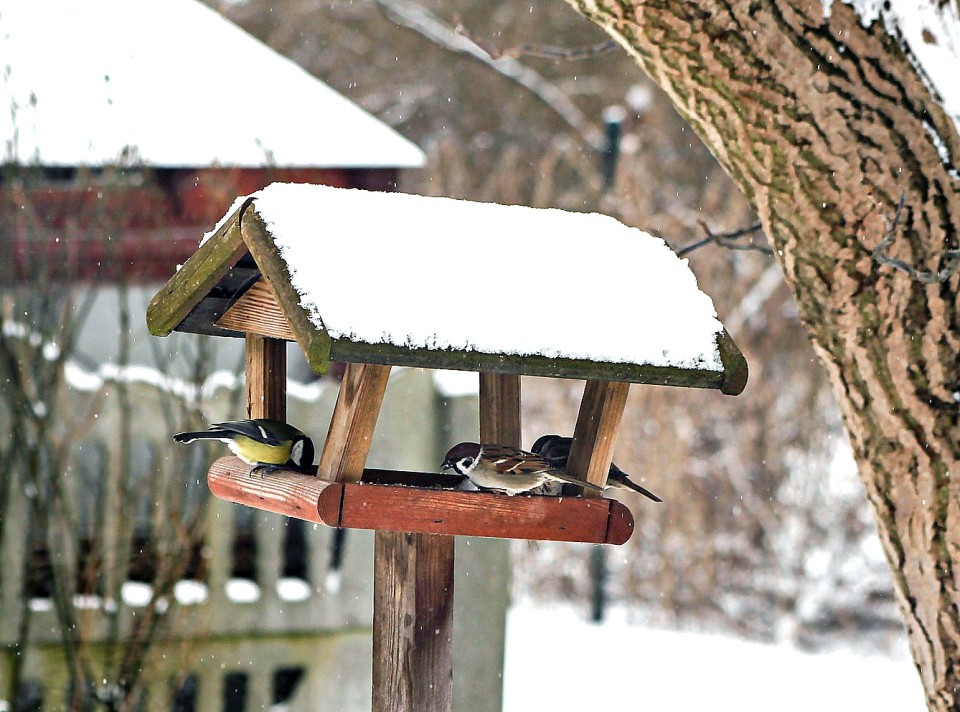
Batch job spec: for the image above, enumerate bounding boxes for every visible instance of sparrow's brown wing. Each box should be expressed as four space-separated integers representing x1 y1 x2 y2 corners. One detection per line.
482 445 555 476
482 444 602 491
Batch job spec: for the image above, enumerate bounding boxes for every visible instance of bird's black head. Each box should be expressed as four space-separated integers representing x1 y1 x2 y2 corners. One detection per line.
441 442 482 475
531 434 570 462
289 436 315 474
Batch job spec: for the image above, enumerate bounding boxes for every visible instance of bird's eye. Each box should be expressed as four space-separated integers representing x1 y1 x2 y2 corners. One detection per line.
460 457 474 468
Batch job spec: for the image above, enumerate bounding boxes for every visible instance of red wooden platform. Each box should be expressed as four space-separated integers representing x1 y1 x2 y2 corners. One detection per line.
207 456 635 545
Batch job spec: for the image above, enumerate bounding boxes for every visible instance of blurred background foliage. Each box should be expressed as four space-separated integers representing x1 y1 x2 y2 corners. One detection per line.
211 0 904 650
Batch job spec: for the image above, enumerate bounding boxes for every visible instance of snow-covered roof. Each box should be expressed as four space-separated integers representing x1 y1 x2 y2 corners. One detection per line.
148 184 747 394
0 0 424 169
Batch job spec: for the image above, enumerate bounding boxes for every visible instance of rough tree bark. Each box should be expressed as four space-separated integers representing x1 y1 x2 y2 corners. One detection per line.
561 0 960 708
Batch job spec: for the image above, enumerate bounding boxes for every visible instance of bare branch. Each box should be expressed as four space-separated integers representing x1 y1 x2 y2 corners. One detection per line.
509 40 617 61
872 194 960 284
372 0 604 150
453 24 617 61
675 221 771 258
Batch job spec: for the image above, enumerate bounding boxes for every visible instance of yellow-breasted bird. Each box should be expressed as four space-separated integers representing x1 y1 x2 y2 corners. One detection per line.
173 419 315 475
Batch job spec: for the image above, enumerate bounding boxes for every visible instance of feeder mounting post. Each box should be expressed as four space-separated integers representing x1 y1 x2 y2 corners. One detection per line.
245 334 287 421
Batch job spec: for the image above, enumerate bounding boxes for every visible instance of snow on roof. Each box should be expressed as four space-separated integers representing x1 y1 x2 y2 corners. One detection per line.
248 183 726 372
0 0 424 169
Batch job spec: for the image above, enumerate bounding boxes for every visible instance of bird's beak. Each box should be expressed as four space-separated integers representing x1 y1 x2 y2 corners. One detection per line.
441 460 454 472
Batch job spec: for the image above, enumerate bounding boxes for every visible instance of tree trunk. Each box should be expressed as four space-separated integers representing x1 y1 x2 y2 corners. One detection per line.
562 0 960 707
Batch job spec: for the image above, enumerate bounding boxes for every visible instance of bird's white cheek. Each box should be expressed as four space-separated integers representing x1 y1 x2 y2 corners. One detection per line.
291 440 304 465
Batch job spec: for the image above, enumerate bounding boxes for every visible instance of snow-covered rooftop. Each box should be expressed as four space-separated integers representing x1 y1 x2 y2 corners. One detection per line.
0 0 424 169
250 183 726 373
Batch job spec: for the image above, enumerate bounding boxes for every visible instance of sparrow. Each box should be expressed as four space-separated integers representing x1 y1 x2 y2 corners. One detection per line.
173 419 315 475
441 442 603 496
531 434 662 503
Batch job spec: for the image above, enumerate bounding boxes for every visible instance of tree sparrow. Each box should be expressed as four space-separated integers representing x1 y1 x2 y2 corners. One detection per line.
531 434 662 502
441 442 603 496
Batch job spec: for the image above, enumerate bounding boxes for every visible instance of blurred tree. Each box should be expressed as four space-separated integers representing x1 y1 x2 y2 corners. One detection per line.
561 1 960 708
0 169 215 710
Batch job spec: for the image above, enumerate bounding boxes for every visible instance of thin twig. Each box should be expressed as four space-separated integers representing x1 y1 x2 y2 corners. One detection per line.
509 40 618 61
675 221 771 258
453 24 617 62
871 193 960 284
373 0 603 149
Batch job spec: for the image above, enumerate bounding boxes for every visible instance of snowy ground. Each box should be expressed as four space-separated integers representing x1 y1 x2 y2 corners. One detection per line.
503 605 925 711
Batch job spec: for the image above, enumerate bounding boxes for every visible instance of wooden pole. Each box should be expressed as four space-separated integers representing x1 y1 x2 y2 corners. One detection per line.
372 365 456 712
479 373 521 447
373 532 455 712
244 334 287 606
473 373 521 712
245 334 286 421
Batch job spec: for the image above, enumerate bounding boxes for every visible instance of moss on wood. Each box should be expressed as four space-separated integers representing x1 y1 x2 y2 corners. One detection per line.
146 200 251 337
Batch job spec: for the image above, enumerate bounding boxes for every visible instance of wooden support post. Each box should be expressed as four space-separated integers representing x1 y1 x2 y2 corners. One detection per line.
245 334 287 604
567 380 630 497
469 372 521 712
245 334 286 420
315 361 456 712
370 366 454 712
317 362 392 483
479 373 521 446
373 532 455 712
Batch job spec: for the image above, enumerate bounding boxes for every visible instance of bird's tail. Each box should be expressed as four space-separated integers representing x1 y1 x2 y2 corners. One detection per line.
173 431 225 443
609 471 662 502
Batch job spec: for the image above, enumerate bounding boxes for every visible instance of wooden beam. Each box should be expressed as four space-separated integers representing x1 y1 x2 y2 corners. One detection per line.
208 457 332 523
328 339 731 391
373 531 454 712
182 316 740 390
566 380 630 497
206 457 635 545
479 373 521 447
717 329 749 395
217 279 296 341
196 274 748 396
321 480 634 544
245 334 287 421
317 363 392 483
240 209 333 373
146 200 250 336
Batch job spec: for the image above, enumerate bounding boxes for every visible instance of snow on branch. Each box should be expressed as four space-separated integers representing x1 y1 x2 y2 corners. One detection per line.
371 0 604 150
872 194 960 284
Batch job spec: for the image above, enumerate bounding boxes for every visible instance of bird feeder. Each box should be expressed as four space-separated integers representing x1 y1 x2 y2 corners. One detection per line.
147 182 746 712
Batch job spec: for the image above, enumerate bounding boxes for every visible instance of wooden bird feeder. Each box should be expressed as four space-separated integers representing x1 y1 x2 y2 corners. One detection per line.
147 183 747 712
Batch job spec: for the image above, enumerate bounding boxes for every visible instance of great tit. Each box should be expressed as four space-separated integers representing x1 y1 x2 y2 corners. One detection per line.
173 419 315 475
